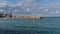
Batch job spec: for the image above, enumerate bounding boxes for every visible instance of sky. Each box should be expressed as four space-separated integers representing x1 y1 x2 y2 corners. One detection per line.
0 0 60 4
0 0 60 17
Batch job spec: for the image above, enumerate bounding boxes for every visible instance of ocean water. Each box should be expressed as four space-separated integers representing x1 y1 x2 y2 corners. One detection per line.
0 17 60 34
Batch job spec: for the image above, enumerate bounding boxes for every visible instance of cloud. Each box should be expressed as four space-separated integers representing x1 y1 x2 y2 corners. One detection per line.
0 2 7 6
1 3 60 16
19 0 41 1
49 11 54 14
0 0 60 16
45 0 48 1
44 9 48 12
55 11 59 13
0 1 8 7
27 0 36 1
13 9 18 12
0 9 5 12
26 8 30 11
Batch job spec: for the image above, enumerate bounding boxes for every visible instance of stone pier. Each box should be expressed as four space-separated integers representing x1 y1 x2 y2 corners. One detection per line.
12 16 40 19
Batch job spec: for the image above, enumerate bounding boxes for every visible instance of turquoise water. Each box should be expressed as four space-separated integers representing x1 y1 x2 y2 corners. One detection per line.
0 17 60 34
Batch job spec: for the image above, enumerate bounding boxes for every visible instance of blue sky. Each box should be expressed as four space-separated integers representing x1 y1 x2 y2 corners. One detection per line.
0 0 60 17
0 0 60 4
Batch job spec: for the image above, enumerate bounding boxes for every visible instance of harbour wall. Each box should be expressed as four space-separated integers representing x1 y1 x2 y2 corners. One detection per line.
12 16 40 19
0 13 40 19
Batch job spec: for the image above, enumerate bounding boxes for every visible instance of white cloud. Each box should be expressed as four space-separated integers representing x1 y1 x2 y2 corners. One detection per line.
55 11 59 13
13 9 18 12
17 3 23 6
0 1 8 7
26 8 30 11
20 0 39 2
40 7 44 9
50 12 53 14
0 1 60 16
0 9 5 12
45 9 48 12
26 0 34 2
8 3 24 7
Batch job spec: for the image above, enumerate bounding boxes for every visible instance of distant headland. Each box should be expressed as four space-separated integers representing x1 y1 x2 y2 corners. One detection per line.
0 13 42 19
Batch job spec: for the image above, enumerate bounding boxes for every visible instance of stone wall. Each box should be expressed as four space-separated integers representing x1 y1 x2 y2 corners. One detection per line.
12 16 40 19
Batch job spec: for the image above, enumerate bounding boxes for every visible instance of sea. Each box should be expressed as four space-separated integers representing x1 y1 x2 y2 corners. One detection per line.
0 17 60 34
